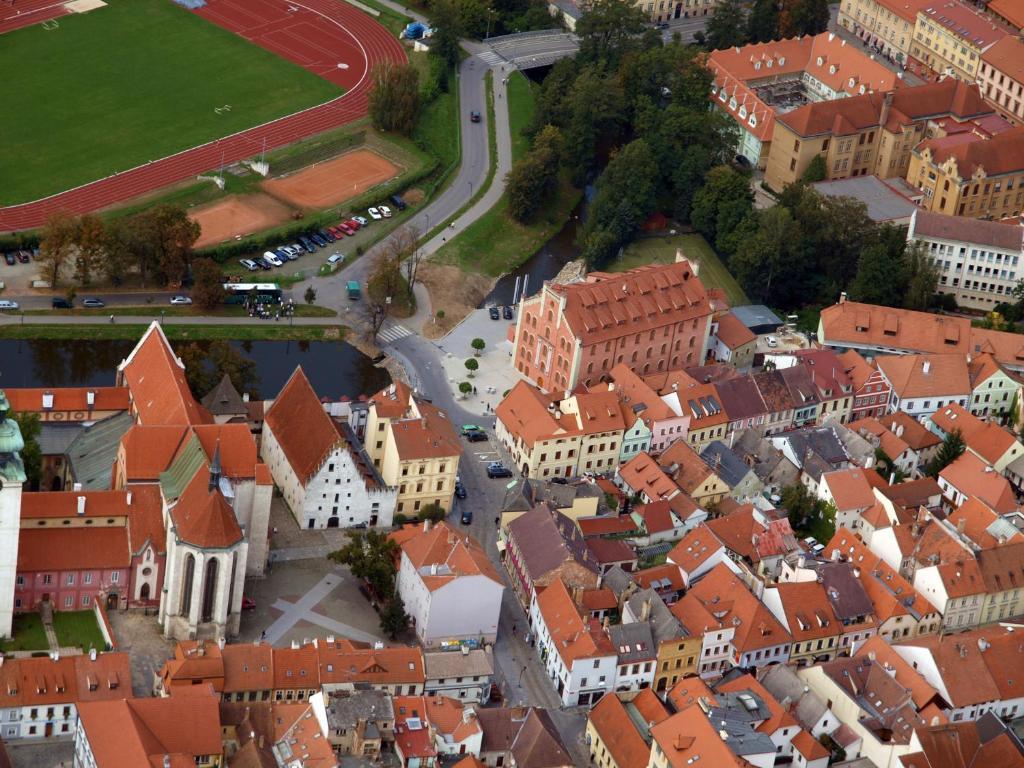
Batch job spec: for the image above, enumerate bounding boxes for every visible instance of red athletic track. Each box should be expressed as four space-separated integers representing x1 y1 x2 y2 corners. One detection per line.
0 0 406 230
0 0 68 35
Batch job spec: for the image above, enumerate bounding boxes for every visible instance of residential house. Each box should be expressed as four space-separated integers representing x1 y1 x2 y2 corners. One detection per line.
771 425 861 495
393 695 483 764
475 707 574 768
602 364 688 454
716 674 810 763
786 348 856 424
647 700 747 768
908 210 1024 311
752 370 797 436
200 374 250 426
707 33 902 168
700 441 763 500
324 689 393 757
840 350 891 421
706 504 801 579
928 402 1024 472
659 440 730 507
762 581 845 666
393 521 504 646
878 353 971 418
909 1 1007 80
837 0 932 63
666 524 739 588
511 260 713 392
648 370 729 451
74 689 223 768
758 664 841 738
608 622 658 693
529 578 617 706
937 451 1016 512
967 353 1020 418
732 430 801 493
817 467 889 531
364 382 461 518
629 501 692 545
900 712 1024 768
424 649 494 703
714 375 770 436
709 311 757 368
630 564 687 604
220 696 337 768
849 418 919 477
621 588 700 693
978 36 1024 124
261 367 396 529
587 690 669 768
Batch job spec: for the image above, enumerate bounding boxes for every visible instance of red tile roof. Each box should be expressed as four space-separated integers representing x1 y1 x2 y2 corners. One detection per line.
650 705 745 768
391 400 461 461
264 367 344 484
588 693 655 768
118 322 211 426
618 454 679 501
21 489 134 519
939 452 1017 512
17 527 129 572
536 578 614 666
6 387 129 414
715 312 757 350
124 484 166 555
169 465 243 549
0 653 131 710
916 124 1024 177
930 403 1019 467
685 563 791 653
393 521 502 591
119 425 191 480
919 1 1008 48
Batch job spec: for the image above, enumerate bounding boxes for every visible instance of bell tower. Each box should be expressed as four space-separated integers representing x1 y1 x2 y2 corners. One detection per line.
0 391 26 638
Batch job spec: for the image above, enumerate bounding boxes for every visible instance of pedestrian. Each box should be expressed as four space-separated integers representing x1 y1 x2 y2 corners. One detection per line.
260 630 266 641
512 623 517 635
109 314 114 324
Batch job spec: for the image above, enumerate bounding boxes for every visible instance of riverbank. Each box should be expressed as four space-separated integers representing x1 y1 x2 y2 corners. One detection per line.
0 323 346 342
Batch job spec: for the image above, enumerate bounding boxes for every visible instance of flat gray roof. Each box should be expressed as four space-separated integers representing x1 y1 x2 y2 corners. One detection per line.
731 305 783 331
812 176 918 223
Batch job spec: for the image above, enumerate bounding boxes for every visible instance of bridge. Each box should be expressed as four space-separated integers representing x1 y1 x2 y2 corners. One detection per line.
481 30 580 70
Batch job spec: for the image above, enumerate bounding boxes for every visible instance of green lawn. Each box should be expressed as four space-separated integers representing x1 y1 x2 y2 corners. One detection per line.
507 72 536 163
0 614 48 653
0 0 341 205
53 611 107 652
611 233 750 307
26 305 336 318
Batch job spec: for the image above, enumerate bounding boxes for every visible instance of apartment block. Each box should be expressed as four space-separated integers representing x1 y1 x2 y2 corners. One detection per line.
978 36 1024 124
909 1 1006 80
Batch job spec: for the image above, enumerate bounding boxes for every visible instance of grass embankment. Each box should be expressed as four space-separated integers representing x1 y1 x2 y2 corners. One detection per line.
24 305 336 318
0 324 346 342
0 614 48 653
610 233 750 306
432 70 580 277
0 0 340 205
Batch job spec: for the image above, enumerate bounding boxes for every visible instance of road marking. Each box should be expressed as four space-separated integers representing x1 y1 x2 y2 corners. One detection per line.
477 50 505 66
377 323 412 343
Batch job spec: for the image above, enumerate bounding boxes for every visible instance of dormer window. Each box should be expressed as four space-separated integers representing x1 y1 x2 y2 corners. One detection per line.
754 61 761 70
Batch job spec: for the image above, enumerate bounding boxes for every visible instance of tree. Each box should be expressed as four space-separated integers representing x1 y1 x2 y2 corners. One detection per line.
11 411 41 491
459 381 473 397
430 0 464 69
465 358 479 377
690 165 754 256
471 338 486 356
380 596 410 640
704 0 747 50
849 241 905 307
368 61 422 136
747 0 779 42
780 0 829 36
418 502 446 523
178 341 260 399
926 429 965 478
576 0 647 66
801 154 828 183
507 124 564 222
304 286 317 305
386 225 423 290
780 482 817 531
39 211 78 288
73 214 107 288
191 258 225 311
903 240 939 311
134 205 200 286
328 530 400 601
730 205 809 308
366 252 406 336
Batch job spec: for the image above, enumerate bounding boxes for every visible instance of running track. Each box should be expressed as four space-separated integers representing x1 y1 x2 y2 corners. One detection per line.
0 0 406 230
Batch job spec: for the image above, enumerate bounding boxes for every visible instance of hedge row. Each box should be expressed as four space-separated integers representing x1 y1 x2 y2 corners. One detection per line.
0 232 40 252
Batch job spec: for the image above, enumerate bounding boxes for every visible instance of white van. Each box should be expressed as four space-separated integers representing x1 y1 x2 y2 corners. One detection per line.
263 250 283 267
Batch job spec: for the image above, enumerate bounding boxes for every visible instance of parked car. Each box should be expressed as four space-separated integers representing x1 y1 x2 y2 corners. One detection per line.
470 110 481 123
3 253 14 266
263 251 283 267
319 229 336 243
241 597 256 610
461 508 473 524
766 335 779 348
455 481 467 499
310 233 328 248
0 300 19 310
368 207 383 220
503 305 514 319
345 218 361 230
461 424 484 435
390 194 407 211
170 295 192 305
486 462 513 479
283 247 300 261
274 248 291 262
82 298 105 308
255 257 272 270
378 205 392 218
353 215 369 227
299 237 317 253
52 298 72 309
15 251 30 264
327 226 344 239
239 258 258 271
488 306 500 320
337 222 355 236
290 242 305 255
466 431 488 443
326 253 345 266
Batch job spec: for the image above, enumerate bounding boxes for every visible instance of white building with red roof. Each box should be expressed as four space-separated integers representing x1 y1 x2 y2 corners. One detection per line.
392 521 504 646
262 367 396 529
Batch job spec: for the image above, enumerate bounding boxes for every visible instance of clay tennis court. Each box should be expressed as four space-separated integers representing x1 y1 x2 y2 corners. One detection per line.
261 148 401 208
191 194 293 249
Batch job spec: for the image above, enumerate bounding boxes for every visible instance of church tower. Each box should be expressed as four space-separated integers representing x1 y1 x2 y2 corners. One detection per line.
0 392 26 638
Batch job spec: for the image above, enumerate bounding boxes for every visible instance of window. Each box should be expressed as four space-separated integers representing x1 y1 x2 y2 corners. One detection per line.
110 571 120 584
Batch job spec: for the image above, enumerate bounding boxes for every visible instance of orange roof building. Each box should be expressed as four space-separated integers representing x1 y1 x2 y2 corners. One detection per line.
928 402 1024 472
938 451 1017 512
262 367 396 530
512 260 713 393
649 704 746 768
586 691 669 768
393 521 504 645
708 32 903 168
6 386 129 422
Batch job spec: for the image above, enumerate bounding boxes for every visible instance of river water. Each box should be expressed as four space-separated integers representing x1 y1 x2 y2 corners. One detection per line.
0 338 389 400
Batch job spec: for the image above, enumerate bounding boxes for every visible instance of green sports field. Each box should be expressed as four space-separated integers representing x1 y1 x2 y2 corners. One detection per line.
0 0 342 206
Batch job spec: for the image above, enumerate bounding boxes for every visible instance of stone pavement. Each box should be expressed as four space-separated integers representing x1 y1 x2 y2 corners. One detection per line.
7 740 74 768
107 610 176 697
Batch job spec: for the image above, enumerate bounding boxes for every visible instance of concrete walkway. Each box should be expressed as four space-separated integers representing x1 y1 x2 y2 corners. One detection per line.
260 569 374 645
269 599 380 645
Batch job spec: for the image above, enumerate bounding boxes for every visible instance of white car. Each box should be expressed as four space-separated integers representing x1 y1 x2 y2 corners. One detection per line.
368 207 383 221
327 253 345 265
353 215 369 227
239 259 258 271
263 250 283 267
378 205 392 218
0 300 19 310
170 295 192 305
766 335 779 348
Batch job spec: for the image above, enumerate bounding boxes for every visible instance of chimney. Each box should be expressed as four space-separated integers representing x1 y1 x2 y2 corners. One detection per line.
243 392 250 403
164 756 171 768
86 390 95 408
896 424 904 438
957 517 966 534
73 482 82 492
218 636 226 650
77 496 86 516
89 648 97 662
423 519 431 533
922 360 931 375
879 90 895 130
640 597 652 622
839 292 848 304
126 491 132 506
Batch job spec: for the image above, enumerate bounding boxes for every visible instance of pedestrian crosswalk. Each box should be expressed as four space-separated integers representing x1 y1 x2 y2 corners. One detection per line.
477 50 505 67
377 322 413 344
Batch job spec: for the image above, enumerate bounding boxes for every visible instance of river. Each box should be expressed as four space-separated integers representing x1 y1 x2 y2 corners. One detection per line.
0 338 389 400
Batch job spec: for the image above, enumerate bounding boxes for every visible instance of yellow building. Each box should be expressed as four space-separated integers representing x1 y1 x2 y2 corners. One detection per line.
838 0 931 63
909 2 1007 81
366 382 461 517
979 37 1024 124
624 590 700 692
659 440 730 507
908 125 1024 218
763 79 992 191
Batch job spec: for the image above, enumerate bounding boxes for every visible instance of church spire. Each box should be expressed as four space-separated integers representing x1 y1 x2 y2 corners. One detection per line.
208 439 222 493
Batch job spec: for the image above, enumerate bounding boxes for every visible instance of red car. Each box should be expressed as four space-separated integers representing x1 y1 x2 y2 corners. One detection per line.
345 218 361 231
337 222 355 236
327 226 344 239
242 596 256 610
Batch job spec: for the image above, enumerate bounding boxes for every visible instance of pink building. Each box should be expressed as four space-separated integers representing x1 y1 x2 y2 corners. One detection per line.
512 260 713 393
840 350 891 421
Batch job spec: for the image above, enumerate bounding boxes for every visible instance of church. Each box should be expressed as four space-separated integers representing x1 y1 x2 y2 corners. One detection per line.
0 322 272 642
